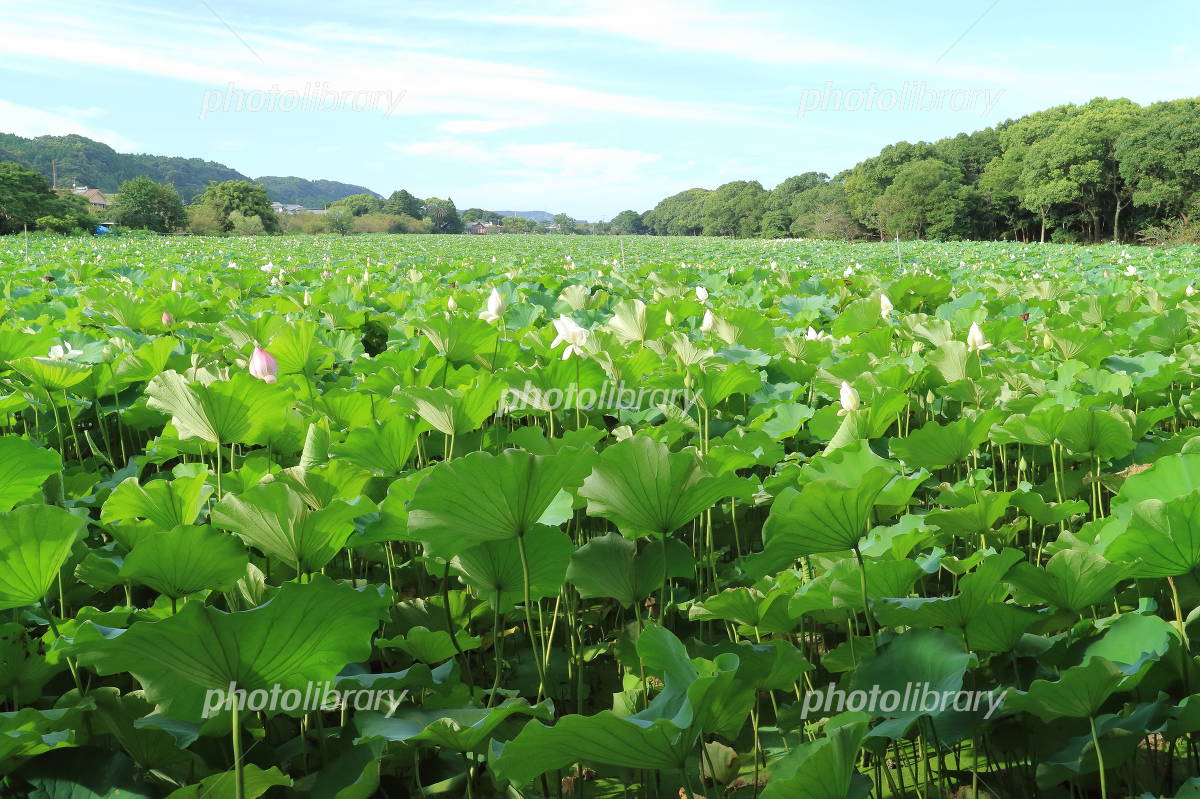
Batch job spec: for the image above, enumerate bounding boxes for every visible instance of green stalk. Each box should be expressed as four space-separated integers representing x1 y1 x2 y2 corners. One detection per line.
231 699 245 799
1089 715 1107 799
517 531 547 700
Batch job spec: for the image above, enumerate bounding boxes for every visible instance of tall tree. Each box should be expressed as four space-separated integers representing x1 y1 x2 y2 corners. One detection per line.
610 210 645 234
875 159 967 239
113 176 186 232
1117 98 1200 225
423 197 463 233
195 180 279 232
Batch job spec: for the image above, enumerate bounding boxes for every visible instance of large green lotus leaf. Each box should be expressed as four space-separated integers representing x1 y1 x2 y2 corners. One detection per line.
452 525 573 612
691 363 763 407
164 765 291 799
924 491 1012 537
146 370 290 446
407 448 594 559
86 688 200 779
354 698 552 753
0 704 91 765
101 472 211 530
1105 492 1200 577
566 532 694 608
10 356 93 392
925 340 974 384
267 319 332 377
964 602 1038 653
849 629 972 739
823 390 909 452
990 406 1066 447
211 482 371 574
119 526 248 599
1010 490 1089 525
0 505 86 611
113 336 179 384
1057 407 1134 461
273 459 371 511
762 714 870 799
1005 656 1127 721
1082 613 1174 673
1007 549 1128 613
377 626 480 663
330 417 419 476
758 467 893 568
414 314 498 363
689 587 766 628
356 470 428 546
0 437 61 511
1110 454 1200 520
73 576 389 722
403 373 502 436
579 435 751 538
890 410 1002 471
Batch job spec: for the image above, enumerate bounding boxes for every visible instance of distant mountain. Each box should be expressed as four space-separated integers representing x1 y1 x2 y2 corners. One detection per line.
0 132 376 206
254 176 380 208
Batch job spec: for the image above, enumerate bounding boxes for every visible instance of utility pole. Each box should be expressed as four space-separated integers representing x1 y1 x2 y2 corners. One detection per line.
51 160 57 190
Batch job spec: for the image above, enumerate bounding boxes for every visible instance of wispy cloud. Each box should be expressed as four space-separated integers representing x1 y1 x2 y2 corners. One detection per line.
0 99 137 151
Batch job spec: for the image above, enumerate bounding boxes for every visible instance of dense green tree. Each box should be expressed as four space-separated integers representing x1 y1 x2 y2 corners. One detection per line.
462 208 502 224
702 181 767 237
195 180 278 233
423 197 463 233
112 176 186 232
843 142 933 238
329 193 382 217
381 189 424 218
327 208 354 235
875 159 967 239
500 215 541 233
644 188 710 235
0 161 92 234
609 209 645 235
1117 98 1200 224
551 213 576 234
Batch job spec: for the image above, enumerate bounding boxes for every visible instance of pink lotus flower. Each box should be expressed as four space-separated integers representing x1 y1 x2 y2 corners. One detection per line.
162 311 174 326
249 346 278 383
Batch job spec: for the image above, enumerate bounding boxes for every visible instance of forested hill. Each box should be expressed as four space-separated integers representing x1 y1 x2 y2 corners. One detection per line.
0 132 376 206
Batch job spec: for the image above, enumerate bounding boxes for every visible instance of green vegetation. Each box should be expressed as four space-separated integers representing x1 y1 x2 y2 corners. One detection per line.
2 232 1200 797
0 161 95 234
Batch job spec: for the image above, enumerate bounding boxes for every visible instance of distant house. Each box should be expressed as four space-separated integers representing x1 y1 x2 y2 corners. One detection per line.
484 223 504 234
65 186 111 211
270 202 307 215
465 220 486 234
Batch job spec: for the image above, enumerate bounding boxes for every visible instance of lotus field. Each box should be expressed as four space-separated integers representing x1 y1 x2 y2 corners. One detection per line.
6 232 1200 799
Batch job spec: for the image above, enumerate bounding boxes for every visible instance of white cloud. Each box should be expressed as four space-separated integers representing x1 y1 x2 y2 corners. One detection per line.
0 100 137 150
391 139 660 179
437 116 545 134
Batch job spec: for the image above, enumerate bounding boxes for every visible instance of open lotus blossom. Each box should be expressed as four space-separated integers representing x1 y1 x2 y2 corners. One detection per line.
226 261 237 269
700 309 715 332
695 285 709 302
551 315 590 359
248 346 279 383
321 270 332 280
48 342 83 360
838 381 860 416
161 311 174 326
804 326 832 341
479 288 506 323
259 262 275 273
966 322 992 352
1125 264 1138 276
879 293 894 318
1187 285 1196 297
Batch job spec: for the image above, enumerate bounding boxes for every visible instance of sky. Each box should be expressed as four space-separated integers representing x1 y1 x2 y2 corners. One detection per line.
2 0 1198 220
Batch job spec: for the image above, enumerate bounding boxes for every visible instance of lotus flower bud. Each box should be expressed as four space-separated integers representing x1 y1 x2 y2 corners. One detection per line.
170 278 182 292
695 285 709 302
249 346 278 383
664 310 675 326
303 290 312 306
448 296 458 311
1187 285 1196 297
880 293 893 318
161 311 174 326
700 309 715 332
838 381 860 415
966 322 991 352
479 288 506 323
321 269 331 280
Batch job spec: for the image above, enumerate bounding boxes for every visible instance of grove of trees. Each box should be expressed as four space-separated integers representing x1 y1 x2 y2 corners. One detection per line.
639 97 1200 243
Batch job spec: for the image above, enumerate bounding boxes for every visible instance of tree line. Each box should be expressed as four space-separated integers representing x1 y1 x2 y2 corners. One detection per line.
618 97 1200 244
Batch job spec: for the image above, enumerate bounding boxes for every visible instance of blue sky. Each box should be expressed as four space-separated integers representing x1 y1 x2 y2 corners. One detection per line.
2 0 1197 220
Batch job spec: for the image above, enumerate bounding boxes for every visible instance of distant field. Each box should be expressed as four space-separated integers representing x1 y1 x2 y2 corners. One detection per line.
2 232 1199 798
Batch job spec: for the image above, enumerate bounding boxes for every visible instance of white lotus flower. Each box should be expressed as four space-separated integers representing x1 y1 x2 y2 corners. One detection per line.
838 381 860 416
551 315 590 359
479 288 506 323
1187 285 1196 297
259 262 274 273
448 296 458 311
695 285 709 302
880 294 893 318
48 342 83 360
170 278 182 292
843 266 854 278
664 310 675 326
966 322 992 352
303 290 311 306
804 326 832 341
1124 264 1138 276
700 309 715 332
226 261 237 269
